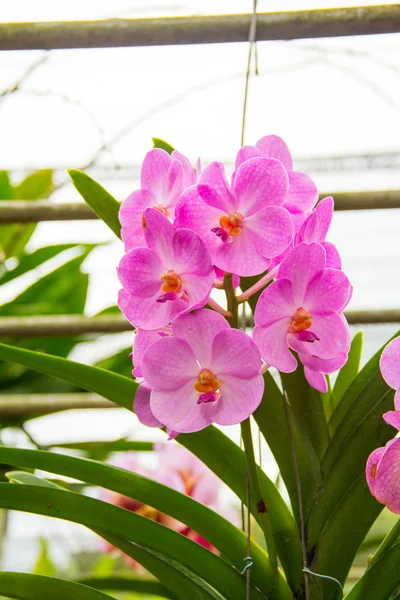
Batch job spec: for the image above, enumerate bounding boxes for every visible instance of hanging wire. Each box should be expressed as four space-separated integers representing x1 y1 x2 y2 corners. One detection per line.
240 0 259 146
303 568 343 599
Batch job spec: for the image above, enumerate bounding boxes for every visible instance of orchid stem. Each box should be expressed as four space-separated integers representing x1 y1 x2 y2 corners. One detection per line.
369 518 400 566
237 266 279 304
224 273 239 328
241 417 278 571
206 297 232 318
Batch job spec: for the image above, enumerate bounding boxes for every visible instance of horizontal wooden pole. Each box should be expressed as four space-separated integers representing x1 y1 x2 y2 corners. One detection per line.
0 393 114 416
0 201 98 223
0 315 131 336
1 190 400 223
1 6 399 51
0 309 399 339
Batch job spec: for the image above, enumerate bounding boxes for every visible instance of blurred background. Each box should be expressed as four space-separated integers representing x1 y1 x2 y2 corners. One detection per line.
0 0 399 596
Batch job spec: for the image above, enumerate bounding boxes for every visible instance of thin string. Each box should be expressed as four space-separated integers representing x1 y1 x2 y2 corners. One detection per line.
241 0 259 146
282 390 310 600
245 468 252 597
240 6 258 597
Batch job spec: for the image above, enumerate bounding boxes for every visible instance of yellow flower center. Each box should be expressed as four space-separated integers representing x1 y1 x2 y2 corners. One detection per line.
160 270 182 293
219 213 243 236
289 307 312 334
194 369 219 393
136 504 160 521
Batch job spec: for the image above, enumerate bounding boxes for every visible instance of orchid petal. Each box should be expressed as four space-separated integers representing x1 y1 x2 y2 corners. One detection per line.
233 157 289 216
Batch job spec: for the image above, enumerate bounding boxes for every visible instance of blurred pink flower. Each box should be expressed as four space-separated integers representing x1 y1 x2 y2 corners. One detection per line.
100 445 227 566
175 158 293 276
118 208 214 330
380 337 400 430
119 148 197 251
254 242 352 374
366 437 400 514
141 309 264 433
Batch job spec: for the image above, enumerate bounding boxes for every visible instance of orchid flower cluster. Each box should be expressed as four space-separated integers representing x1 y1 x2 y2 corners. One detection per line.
367 337 400 514
101 444 226 565
117 135 353 436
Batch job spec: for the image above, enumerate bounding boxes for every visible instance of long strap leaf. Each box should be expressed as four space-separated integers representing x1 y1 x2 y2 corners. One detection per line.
344 541 400 600
0 572 116 600
0 484 265 600
0 341 301 594
254 372 323 523
0 446 287 599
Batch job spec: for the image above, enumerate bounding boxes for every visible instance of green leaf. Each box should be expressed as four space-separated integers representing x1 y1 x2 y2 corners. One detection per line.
281 365 330 460
0 342 137 409
94 346 133 379
331 331 363 411
344 542 400 600
307 364 395 552
6 470 60 488
329 329 399 437
0 253 90 316
13 170 53 200
0 343 296 596
0 572 116 600
0 171 13 200
51 439 154 461
152 138 175 154
0 244 77 285
254 372 323 522
68 170 121 238
98 532 225 600
179 427 302 593
308 475 384 600
0 484 266 600
0 170 53 259
0 446 287 600
32 538 56 577
79 577 176 598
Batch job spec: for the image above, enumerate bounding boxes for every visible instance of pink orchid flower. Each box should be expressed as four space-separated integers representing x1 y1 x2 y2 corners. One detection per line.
300 352 348 393
119 148 197 251
141 309 264 433
118 208 214 330
134 381 179 440
380 336 400 430
366 437 400 514
131 327 171 378
296 196 341 269
235 134 318 229
175 158 293 276
269 196 341 272
254 242 352 373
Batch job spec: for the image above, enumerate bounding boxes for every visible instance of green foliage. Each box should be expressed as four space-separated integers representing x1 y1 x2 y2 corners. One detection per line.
281 364 330 460
68 170 121 238
254 372 323 522
331 331 364 413
0 446 288 600
152 138 175 154
0 484 267 600
0 572 116 600
0 169 53 259
32 538 56 577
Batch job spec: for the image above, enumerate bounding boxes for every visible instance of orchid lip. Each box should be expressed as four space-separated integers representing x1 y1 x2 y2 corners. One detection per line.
197 392 218 404
211 227 230 243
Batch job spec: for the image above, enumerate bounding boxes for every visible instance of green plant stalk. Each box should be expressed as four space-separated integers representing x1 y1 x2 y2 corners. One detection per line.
369 518 400 566
241 418 278 572
224 273 278 571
